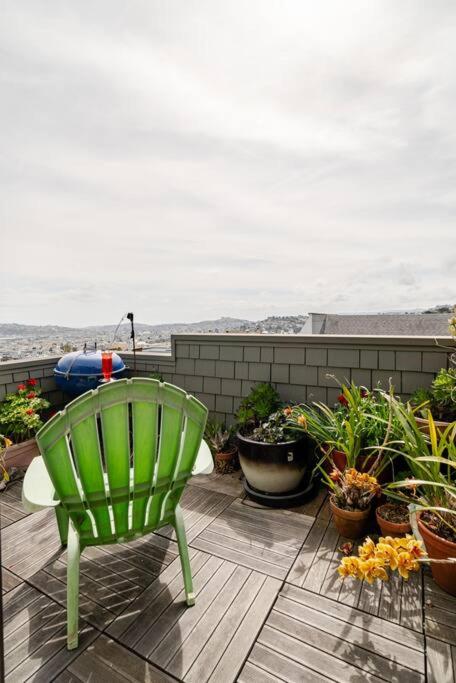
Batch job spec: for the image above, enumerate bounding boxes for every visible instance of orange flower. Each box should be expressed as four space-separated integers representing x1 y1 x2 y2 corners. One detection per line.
375 543 399 570
360 558 389 584
396 551 419 580
297 415 307 428
405 536 425 559
338 556 363 579
358 537 377 561
283 407 292 416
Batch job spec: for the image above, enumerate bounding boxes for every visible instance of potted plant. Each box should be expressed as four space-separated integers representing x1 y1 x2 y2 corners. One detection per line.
385 402 456 595
324 466 382 539
0 379 50 470
235 383 313 500
287 381 399 482
411 368 456 434
376 503 412 537
411 310 456 433
204 420 238 474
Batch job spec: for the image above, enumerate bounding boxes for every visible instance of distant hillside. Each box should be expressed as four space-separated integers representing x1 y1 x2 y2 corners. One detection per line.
0 316 307 338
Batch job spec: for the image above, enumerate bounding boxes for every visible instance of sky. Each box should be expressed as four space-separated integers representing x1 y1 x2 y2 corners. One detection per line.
1 1 455 326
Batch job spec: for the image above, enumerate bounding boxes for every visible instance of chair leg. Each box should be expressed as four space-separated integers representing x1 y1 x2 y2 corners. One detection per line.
66 521 80 650
174 504 195 606
55 506 69 546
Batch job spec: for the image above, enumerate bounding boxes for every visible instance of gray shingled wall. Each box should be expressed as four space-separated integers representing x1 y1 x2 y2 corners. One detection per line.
122 334 450 426
0 335 450 426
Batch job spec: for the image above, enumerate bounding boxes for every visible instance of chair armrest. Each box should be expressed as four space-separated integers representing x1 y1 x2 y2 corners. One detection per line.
22 456 60 512
192 440 214 476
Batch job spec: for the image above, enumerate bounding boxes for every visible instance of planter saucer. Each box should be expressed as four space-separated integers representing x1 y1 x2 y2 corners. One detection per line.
243 477 317 508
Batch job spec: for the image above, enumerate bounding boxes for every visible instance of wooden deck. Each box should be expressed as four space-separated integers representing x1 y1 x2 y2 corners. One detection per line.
1 477 455 682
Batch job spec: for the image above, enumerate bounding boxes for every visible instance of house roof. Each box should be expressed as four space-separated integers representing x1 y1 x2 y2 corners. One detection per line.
310 313 450 336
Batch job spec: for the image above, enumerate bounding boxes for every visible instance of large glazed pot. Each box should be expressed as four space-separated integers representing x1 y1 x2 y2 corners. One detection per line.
418 516 456 596
236 432 312 494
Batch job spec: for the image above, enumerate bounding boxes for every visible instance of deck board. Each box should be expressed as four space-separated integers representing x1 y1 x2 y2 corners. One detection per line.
1 480 452 682
27 533 181 631
287 516 423 630
240 583 426 683
3 583 97 682
55 635 176 682
108 547 281 682
0 481 29 529
190 497 313 578
155 486 235 543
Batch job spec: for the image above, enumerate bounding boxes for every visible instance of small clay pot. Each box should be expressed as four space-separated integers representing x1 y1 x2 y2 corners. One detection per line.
330 496 371 539
376 503 411 538
418 515 456 597
214 447 238 474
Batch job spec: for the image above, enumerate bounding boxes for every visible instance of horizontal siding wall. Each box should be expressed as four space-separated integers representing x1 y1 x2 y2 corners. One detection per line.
1 335 450 426
122 334 451 427
0 356 64 405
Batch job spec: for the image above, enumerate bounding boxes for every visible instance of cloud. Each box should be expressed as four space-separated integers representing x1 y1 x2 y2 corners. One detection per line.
1 1 455 325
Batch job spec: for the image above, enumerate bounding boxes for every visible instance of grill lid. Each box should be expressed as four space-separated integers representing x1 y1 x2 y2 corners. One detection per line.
54 350 125 378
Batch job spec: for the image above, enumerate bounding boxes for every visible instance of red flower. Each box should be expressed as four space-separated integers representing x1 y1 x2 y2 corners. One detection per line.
337 394 349 407
17 384 26 391
26 408 34 415
360 389 368 398
26 391 36 399
27 378 37 387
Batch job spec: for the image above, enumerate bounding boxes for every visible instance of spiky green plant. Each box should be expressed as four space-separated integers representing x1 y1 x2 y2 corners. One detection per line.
385 403 456 539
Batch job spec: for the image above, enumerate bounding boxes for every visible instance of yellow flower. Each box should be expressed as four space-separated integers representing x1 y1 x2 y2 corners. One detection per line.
359 558 389 584
358 537 377 561
297 415 307 428
405 536 425 559
375 543 399 570
338 556 363 579
396 551 419 580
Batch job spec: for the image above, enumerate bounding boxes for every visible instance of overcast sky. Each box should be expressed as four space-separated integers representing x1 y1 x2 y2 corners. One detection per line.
1 1 455 326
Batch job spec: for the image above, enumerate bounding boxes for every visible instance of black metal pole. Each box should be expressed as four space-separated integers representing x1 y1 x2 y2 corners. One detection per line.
127 312 136 373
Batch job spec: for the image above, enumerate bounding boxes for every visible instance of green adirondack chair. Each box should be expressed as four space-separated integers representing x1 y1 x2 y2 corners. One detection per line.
22 378 212 649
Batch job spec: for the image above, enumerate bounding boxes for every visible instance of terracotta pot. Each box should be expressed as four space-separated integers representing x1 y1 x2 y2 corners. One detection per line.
329 496 371 539
3 438 40 470
214 447 238 474
323 446 393 483
418 516 456 596
376 503 411 537
415 416 453 437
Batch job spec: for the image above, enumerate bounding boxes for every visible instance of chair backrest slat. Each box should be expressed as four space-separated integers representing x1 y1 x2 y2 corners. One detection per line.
36 378 208 545
131 381 159 531
66 395 112 538
98 382 131 537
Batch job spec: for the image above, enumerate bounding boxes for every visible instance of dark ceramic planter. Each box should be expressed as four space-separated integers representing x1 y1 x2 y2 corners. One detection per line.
236 432 313 494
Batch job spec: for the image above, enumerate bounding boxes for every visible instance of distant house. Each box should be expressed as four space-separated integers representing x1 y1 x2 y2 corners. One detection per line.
301 313 450 336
